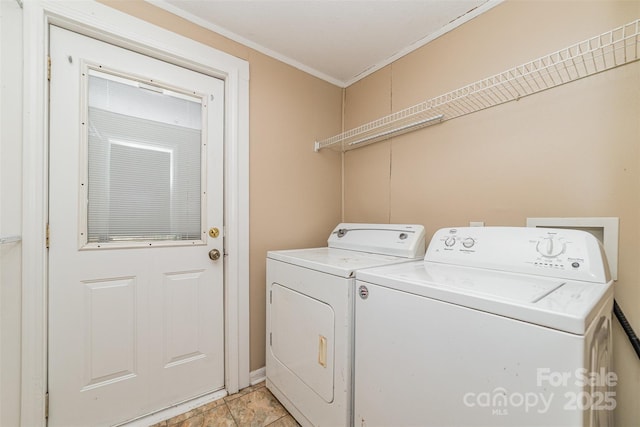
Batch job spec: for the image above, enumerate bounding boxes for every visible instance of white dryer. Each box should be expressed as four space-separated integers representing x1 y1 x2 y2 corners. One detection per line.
266 223 426 427
354 227 614 427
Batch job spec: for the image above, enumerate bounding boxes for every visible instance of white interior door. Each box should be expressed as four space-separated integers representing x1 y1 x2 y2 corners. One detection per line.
48 26 225 427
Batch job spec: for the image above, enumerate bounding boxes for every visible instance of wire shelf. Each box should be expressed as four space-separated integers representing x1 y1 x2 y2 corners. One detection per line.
315 19 640 152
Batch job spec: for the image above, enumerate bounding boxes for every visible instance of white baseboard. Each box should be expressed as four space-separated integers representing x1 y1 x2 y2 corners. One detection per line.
250 367 266 385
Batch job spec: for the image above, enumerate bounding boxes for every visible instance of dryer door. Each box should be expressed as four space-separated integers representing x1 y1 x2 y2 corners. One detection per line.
270 283 335 402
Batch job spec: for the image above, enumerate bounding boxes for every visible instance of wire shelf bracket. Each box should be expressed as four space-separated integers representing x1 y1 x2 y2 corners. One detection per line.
314 18 640 152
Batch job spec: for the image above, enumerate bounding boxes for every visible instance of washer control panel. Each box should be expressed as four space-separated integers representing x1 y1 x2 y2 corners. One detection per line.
426 227 610 283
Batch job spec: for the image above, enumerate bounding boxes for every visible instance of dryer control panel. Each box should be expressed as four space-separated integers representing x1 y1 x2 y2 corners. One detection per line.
426 227 610 283
328 223 426 259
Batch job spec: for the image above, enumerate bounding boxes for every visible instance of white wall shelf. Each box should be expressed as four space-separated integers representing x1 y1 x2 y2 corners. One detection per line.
314 18 640 152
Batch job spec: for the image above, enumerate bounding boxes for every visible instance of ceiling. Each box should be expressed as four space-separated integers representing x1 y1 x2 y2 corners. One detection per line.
152 0 500 87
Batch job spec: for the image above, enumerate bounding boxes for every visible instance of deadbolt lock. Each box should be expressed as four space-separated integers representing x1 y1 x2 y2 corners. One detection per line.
209 227 220 238
208 249 221 261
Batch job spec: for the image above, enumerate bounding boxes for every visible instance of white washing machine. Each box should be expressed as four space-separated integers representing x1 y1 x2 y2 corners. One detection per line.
266 223 426 427
354 227 614 427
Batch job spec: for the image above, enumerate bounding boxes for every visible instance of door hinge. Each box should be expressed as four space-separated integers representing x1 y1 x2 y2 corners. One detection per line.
47 56 51 81
269 332 272 346
46 223 50 249
45 392 49 418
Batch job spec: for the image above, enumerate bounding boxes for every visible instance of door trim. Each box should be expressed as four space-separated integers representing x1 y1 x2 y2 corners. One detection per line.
22 1 250 425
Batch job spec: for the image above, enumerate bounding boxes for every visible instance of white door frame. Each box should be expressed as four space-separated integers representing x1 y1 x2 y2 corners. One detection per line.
21 1 250 425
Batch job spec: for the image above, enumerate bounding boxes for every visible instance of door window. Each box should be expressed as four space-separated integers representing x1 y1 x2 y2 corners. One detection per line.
84 69 205 245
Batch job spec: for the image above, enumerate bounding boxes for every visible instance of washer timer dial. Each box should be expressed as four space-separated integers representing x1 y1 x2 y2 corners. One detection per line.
536 235 565 258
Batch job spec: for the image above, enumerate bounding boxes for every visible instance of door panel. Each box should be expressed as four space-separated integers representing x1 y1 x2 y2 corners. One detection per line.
48 26 225 426
81 277 137 391
163 270 207 366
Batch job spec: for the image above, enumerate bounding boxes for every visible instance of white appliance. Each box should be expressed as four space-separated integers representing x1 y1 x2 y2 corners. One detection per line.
354 227 614 427
266 223 426 427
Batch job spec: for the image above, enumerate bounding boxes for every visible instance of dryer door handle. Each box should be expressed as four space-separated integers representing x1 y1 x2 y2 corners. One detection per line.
318 335 327 368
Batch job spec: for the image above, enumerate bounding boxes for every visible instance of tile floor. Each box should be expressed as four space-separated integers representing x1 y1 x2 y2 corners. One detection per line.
151 382 299 427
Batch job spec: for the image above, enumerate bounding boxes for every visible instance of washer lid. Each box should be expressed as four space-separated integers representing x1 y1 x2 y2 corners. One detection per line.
356 261 613 334
267 247 415 278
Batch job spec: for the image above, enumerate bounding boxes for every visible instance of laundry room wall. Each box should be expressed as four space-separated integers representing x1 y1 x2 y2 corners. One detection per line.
0 0 23 425
343 1 640 425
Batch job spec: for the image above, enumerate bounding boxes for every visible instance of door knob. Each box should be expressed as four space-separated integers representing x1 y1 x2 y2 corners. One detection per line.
208 249 221 261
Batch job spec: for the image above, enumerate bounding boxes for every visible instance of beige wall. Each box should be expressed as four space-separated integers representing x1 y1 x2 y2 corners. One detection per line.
344 1 640 424
98 1 344 371
248 51 343 368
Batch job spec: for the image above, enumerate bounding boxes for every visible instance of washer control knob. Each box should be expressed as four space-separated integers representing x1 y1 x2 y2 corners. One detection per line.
536 236 565 258
444 237 456 247
462 238 475 249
